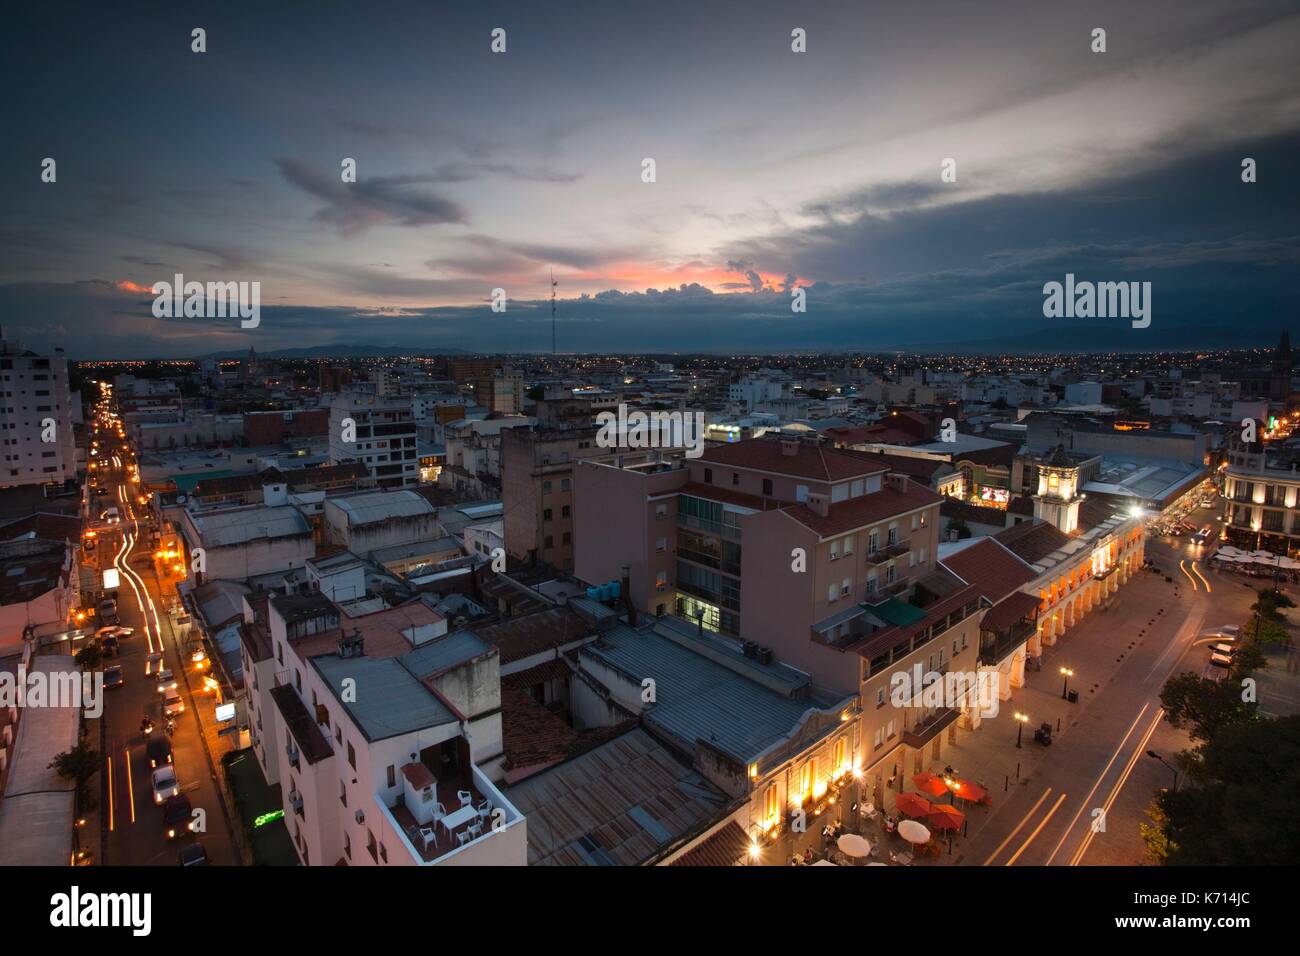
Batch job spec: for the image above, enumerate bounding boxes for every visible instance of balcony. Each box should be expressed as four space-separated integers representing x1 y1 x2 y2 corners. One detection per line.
864 542 910 566
901 708 960 749
378 762 524 865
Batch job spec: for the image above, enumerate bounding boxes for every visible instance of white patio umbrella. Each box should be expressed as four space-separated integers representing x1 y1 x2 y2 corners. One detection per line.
812 859 838 866
838 833 871 858
897 819 931 844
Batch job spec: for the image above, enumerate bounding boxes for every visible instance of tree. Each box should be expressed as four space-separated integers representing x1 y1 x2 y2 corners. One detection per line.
1142 715 1300 865
50 742 100 810
1159 672 1254 743
74 644 101 669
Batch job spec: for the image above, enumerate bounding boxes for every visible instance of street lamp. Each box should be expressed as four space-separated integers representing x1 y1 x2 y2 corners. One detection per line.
1060 666 1075 700
1014 712 1029 748
1146 750 1179 792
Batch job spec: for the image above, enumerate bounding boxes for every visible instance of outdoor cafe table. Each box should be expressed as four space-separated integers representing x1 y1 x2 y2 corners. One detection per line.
439 803 478 835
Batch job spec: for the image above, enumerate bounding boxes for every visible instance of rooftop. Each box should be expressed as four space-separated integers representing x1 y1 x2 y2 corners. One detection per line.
329 489 435 525
188 504 311 547
313 655 457 742
504 727 730 866
699 438 889 482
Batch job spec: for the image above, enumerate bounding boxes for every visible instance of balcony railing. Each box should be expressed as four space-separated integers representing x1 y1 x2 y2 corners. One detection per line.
901 708 960 749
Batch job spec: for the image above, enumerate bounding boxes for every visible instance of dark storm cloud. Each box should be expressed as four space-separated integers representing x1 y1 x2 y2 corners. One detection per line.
276 159 468 236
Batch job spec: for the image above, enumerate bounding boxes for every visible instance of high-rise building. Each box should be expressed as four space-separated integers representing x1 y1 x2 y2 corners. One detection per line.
328 392 417 488
0 334 76 489
502 397 600 570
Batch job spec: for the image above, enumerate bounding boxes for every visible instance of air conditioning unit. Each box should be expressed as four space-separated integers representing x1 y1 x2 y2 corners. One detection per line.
355 809 366 825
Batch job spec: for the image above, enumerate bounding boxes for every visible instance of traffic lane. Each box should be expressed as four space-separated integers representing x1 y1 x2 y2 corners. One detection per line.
114 472 238 866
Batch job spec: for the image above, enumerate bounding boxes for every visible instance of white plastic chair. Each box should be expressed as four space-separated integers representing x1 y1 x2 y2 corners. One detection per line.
457 789 473 808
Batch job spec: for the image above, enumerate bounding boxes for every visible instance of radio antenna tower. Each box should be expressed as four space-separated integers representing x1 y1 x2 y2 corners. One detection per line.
550 268 558 355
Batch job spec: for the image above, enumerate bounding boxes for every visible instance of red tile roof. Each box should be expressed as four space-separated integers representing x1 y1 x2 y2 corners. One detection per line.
784 479 941 537
980 590 1041 632
676 481 781 511
700 439 889 482
940 539 1036 604
994 520 1071 565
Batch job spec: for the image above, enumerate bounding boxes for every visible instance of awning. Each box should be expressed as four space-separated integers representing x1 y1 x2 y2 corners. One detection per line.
981 591 1041 632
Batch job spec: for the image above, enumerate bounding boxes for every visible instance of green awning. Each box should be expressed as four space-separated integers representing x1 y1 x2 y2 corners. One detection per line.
872 597 927 627
170 470 237 492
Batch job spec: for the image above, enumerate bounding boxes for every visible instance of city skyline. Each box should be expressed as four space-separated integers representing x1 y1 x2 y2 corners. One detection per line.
4 0 1299 357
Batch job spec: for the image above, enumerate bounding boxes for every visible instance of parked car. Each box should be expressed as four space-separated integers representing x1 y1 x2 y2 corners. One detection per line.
145 651 166 676
151 765 179 805
101 635 119 658
162 795 196 840
147 736 173 768
99 599 119 626
178 841 208 866
1212 642 1235 658
103 664 124 689
1210 650 1233 668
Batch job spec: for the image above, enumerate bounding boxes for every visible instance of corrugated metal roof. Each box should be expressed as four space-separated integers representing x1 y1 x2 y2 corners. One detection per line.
331 490 434 526
400 630 492 679
505 728 728 866
583 625 838 764
190 505 311 547
313 656 456 741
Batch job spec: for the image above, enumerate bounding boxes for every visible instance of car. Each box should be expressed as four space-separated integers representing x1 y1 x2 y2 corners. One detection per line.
178 841 208 866
147 736 173 768
162 795 197 840
1220 625 1241 637
162 689 184 718
151 765 179 805
97 625 132 640
155 669 178 694
103 664 124 689
101 635 119 658
1210 651 1234 668
145 651 165 676
1213 642 1235 657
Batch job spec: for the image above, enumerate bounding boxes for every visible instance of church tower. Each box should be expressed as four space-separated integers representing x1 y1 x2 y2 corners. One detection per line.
1033 445 1082 534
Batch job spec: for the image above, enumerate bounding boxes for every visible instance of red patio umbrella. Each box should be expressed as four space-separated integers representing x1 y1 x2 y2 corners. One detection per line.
895 792 934 818
928 804 964 830
951 780 988 804
912 772 949 798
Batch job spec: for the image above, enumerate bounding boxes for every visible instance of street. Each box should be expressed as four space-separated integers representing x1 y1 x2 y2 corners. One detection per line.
89 399 239 867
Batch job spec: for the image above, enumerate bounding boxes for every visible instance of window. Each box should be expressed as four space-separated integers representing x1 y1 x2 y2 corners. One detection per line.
339 779 348 807
911 514 919 531
544 535 554 548
866 573 878 596
828 583 838 603
887 526 898 546
841 577 851 596
829 542 839 561
656 537 667 552
542 480 552 493
886 719 896 739
543 508 552 521
764 783 778 823
885 564 895 584
796 484 809 502
703 468 713 484
731 472 739 486
762 478 773 496
347 741 356 770
873 728 883 750
561 505 570 518
561 478 570 491
833 736 847 772
387 765 396 788
868 530 879 554
844 535 854 556
876 687 885 708
655 504 667 519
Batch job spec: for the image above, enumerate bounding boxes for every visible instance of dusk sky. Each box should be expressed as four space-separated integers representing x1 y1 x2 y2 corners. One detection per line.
3 0 1299 357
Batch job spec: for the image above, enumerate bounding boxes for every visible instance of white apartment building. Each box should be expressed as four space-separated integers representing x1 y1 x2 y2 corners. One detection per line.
328 393 418 488
0 337 76 488
241 591 526 866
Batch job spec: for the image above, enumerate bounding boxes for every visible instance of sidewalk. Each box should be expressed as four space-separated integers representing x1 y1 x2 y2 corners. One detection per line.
135 554 248 864
907 567 1183 863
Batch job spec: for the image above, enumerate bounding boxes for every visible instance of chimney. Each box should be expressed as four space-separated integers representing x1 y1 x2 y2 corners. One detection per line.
781 440 799 456
621 564 636 627
806 492 830 518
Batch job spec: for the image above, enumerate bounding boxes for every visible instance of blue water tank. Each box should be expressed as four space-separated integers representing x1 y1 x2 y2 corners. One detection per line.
608 580 621 600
